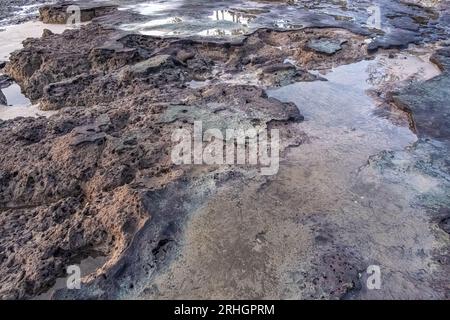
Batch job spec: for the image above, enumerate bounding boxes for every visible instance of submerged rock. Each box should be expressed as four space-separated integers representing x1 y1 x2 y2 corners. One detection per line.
390 16 420 32
368 29 422 52
307 38 347 55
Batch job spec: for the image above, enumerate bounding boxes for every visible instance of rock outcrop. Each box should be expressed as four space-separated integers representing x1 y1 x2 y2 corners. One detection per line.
4 23 368 110
39 1 118 24
2 21 342 299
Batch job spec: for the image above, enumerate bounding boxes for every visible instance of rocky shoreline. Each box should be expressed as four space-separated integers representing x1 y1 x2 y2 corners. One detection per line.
0 1 448 299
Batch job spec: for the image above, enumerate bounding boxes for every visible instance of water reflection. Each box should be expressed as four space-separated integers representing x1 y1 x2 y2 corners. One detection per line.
121 16 183 36
198 27 246 37
1 83 30 106
209 10 255 26
119 1 183 16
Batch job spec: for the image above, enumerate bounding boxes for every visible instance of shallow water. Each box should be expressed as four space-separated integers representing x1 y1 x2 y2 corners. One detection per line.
114 0 448 41
1 83 31 106
117 0 334 37
0 81 57 119
139 50 447 299
0 0 448 299
0 21 73 119
1 0 446 40
272 52 440 129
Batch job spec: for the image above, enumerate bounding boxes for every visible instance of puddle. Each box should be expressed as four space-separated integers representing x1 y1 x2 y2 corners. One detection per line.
188 79 211 89
1 83 31 106
266 50 441 147
311 52 441 88
0 82 54 120
0 20 73 119
267 56 420 153
0 80 56 119
115 0 372 38
115 0 290 37
34 255 107 300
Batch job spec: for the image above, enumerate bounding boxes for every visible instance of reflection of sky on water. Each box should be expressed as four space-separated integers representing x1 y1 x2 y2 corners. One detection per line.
118 1 261 37
209 10 255 26
119 1 184 16
197 27 246 37
0 0 443 41
112 0 447 42
115 0 364 38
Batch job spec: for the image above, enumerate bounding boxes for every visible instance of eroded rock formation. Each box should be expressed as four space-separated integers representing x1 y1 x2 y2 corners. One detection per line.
3 21 360 298
0 0 448 300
